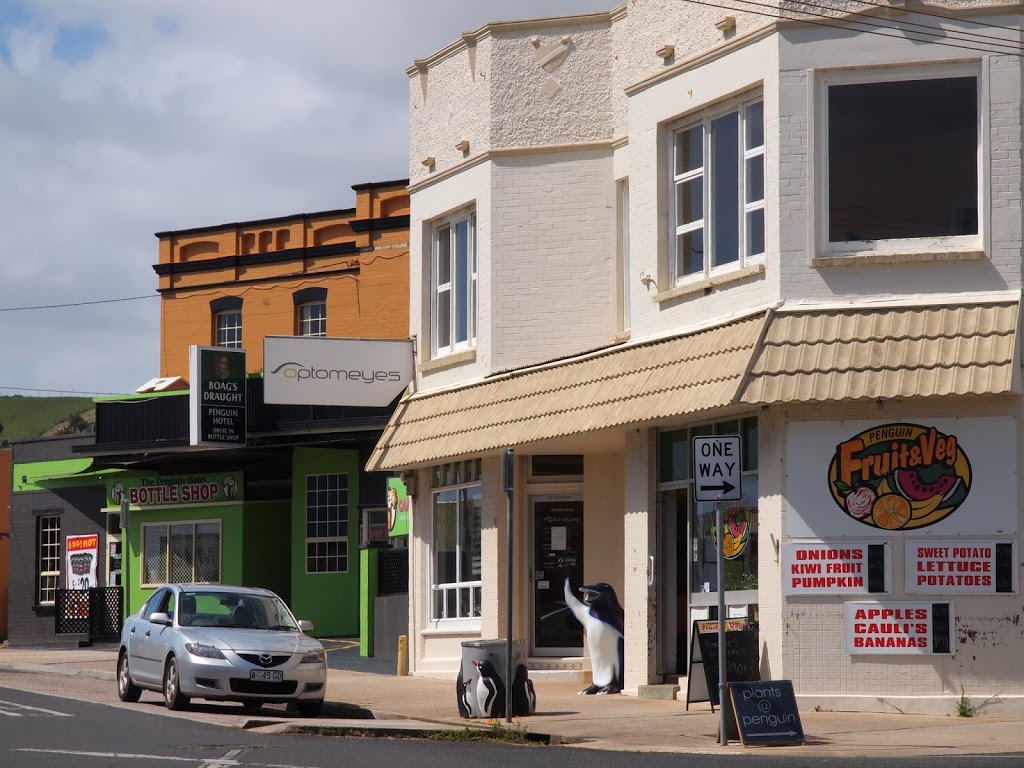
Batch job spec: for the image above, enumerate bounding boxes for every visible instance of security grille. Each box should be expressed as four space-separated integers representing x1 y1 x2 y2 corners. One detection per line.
378 549 409 596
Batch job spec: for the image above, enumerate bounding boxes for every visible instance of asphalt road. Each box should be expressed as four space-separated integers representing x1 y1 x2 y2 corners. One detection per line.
2 670 1024 768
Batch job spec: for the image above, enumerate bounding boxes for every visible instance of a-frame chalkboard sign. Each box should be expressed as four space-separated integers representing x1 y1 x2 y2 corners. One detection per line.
685 621 760 711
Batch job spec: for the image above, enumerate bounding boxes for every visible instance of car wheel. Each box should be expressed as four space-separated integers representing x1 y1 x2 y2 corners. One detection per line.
295 700 323 718
163 657 190 711
242 700 263 712
117 651 142 703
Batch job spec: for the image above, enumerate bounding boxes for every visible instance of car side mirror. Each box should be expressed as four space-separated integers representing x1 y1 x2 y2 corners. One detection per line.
149 612 172 626
297 620 314 633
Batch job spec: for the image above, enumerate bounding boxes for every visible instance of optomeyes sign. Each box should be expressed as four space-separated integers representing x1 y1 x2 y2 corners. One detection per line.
828 424 971 531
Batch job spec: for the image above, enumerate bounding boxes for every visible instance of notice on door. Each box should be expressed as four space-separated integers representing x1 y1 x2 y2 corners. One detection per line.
550 526 567 551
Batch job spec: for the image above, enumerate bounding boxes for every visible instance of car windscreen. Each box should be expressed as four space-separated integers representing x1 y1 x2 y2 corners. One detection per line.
179 591 299 630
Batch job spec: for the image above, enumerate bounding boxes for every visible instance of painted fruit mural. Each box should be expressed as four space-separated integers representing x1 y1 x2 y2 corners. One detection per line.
828 423 971 531
711 504 751 559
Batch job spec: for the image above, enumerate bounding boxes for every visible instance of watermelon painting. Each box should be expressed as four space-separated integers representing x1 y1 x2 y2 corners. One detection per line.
828 423 972 531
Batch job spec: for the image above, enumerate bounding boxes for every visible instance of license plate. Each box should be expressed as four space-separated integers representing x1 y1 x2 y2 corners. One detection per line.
249 670 283 682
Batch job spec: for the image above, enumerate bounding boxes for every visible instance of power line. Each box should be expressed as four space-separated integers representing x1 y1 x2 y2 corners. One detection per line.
845 0 1024 34
678 0 1024 59
0 385 123 396
0 294 157 312
783 0 1024 52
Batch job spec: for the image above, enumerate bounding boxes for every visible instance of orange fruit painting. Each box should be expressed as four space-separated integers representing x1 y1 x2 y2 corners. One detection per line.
872 494 911 530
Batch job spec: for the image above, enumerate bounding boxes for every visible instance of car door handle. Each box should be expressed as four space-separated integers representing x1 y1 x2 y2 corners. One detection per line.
130 627 136 634
145 630 151 637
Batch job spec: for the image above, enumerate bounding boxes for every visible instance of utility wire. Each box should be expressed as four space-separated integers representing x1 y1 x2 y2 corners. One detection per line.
0 294 157 312
679 0 1024 59
843 0 1024 34
0 385 123 396
782 0 1024 51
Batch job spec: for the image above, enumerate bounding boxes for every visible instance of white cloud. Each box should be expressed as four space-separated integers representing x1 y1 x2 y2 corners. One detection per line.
0 0 604 395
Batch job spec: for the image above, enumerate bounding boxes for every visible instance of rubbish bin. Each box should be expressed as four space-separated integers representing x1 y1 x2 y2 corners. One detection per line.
458 638 532 718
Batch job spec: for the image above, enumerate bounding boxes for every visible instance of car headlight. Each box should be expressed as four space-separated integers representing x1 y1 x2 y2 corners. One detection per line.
300 648 325 664
185 643 226 660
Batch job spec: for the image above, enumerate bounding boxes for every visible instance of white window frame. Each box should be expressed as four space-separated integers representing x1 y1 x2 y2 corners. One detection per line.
669 94 765 287
298 301 327 337
37 513 61 605
431 208 477 358
141 520 222 587
215 310 242 348
430 481 482 623
815 62 986 258
304 473 349 574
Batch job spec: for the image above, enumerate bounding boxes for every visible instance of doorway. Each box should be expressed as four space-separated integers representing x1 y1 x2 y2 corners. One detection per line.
658 487 690 676
530 495 584 656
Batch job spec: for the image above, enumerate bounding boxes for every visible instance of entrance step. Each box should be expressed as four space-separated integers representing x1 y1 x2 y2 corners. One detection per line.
526 657 585 683
638 684 681 700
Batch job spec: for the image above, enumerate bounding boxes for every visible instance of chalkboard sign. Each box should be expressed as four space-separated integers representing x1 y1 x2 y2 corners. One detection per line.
728 680 804 747
685 625 760 710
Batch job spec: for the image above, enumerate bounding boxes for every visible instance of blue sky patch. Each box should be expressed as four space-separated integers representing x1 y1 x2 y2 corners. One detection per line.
53 22 108 63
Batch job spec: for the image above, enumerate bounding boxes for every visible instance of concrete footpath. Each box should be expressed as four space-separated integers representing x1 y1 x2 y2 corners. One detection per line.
1 645 1023 756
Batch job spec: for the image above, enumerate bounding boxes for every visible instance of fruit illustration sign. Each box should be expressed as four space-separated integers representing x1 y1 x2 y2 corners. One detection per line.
829 423 970 532
786 418 1016 538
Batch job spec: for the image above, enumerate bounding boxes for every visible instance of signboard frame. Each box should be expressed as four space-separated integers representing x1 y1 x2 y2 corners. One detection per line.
727 680 805 747
693 435 743 502
189 345 247 447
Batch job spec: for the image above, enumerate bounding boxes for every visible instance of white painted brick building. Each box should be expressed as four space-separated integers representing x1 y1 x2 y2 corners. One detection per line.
370 1 1024 716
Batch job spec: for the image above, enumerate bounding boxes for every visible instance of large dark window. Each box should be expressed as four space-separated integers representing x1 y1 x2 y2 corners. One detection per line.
828 76 978 243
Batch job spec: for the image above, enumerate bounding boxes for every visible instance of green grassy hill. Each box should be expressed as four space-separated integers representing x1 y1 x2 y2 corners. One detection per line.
0 395 96 442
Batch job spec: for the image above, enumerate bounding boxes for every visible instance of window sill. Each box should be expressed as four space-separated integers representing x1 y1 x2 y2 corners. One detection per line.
655 262 765 303
418 348 476 374
611 330 631 343
421 621 482 637
813 249 985 267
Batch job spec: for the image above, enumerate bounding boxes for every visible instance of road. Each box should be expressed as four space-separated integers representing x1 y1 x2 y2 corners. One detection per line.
1 670 1023 768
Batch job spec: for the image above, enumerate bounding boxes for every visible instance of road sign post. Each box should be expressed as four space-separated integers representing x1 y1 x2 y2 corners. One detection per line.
692 435 743 745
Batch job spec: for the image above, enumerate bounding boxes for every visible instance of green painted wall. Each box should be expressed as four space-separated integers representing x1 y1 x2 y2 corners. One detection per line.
289 447 361 637
242 501 291 603
125 503 245 618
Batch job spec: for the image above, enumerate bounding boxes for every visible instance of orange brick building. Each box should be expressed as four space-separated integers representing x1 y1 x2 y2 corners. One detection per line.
154 179 410 378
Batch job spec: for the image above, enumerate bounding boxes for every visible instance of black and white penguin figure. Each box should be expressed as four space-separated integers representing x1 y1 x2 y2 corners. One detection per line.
564 577 625 695
471 658 506 718
510 663 537 716
456 665 476 718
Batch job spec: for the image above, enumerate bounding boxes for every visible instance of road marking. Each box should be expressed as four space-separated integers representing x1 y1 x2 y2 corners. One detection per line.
15 748 326 768
0 699 73 717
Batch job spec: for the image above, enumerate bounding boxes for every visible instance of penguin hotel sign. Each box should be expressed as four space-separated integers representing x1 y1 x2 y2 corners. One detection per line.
263 336 414 407
189 346 246 447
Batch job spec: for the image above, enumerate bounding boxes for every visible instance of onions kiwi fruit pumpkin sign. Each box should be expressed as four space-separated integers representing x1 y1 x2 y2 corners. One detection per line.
828 423 971 532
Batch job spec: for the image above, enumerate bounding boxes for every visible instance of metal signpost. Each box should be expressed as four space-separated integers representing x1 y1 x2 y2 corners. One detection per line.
692 435 742 746
502 447 515 723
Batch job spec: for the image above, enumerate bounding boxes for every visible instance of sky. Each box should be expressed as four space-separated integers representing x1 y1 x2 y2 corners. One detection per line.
0 0 604 398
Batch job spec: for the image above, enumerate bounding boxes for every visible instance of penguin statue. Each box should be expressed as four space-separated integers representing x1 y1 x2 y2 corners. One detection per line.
510 663 537 716
456 665 476 718
471 658 506 718
564 577 625 695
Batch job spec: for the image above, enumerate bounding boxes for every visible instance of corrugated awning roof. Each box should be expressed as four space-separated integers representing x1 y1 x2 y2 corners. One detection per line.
741 300 1019 404
367 312 769 470
368 299 1020 471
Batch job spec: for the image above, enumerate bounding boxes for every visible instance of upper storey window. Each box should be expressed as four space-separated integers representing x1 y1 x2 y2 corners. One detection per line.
432 208 477 357
821 68 980 255
671 97 764 285
293 287 328 337
210 296 242 349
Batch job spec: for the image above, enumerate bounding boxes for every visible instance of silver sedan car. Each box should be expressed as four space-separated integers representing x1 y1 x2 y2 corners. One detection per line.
117 584 327 716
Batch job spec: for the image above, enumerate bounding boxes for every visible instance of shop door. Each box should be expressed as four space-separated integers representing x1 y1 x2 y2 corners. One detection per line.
658 487 690 676
531 495 584 655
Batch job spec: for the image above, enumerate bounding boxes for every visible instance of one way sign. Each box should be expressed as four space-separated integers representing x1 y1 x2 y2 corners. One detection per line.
692 435 742 502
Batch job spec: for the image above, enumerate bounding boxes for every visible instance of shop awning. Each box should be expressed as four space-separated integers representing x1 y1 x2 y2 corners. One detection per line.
740 300 1020 405
367 312 770 470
